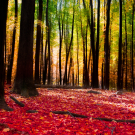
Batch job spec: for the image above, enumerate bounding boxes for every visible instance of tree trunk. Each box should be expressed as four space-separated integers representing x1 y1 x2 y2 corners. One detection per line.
95 0 100 88
40 27 43 83
90 0 96 88
101 62 104 89
13 0 39 97
35 0 43 84
58 0 64 85
67 57 72 85
7 0 18 85
85 24 89 86
117 0 122 90
63 3 75 85
81 20 86 86
104 0 111 90
46 0 51 85
43 40 48 85
76 25 79 85
124 2 127 90
63 22 68 85
0 0 13 111
131 2 134 91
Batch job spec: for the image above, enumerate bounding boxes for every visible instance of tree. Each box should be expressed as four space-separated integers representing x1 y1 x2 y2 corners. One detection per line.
117 0 122 90
104 0 111 90
57 0 64 85
0 0 13 111
35 0 43 84
63 0 75 85
95 0 100 88
89 0 96 88
76 25 79 85
124 0 128 90
131 1 134 91
12 0 39 97
7 0 18 85
47 0 51 85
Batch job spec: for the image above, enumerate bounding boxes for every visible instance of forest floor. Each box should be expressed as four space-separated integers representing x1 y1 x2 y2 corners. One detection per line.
0 85 135 134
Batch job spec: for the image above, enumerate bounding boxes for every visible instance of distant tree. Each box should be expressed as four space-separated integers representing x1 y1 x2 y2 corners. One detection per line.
131 2 134 91
43 0 51 85
47 0 51 85
43 40 48 85
63 1 75 85
40 27 43 82
7 0 18 85
35 0 43 84
124 0 128 90
83 0 99 88
117 0 122 90
95 0 100 88
76 25 79 85
12 0 39 97
57 0 64 85
101 62 104 89
63 16 69 85
0 0 13 111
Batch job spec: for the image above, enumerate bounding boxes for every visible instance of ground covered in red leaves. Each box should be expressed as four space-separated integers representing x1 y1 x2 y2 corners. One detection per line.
1 85 135 135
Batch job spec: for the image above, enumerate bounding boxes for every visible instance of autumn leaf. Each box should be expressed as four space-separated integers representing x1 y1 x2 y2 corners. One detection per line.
3 128 10 132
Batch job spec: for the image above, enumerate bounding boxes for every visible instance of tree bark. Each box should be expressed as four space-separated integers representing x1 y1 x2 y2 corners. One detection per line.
104 0 111 90
43 40 48 85
124 2 127 90
0 0 13 111
13 0 39 97
76 25 79 85
117 0 122 90
58 0 64 85
63 3 75 85
46 0 51 85
35 0 43 84
95 0 100 88
131 2 134 91
7 0 18 85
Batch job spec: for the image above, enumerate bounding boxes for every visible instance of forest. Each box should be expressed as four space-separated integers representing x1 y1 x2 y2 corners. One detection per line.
0 0 135 134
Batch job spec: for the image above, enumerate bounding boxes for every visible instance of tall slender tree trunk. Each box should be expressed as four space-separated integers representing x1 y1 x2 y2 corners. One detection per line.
67 56 72 85
95 0 100 88
103 0 106 89
85 24 89 86
122 43 125 90
43 39 48 85
101 62 104 89
45 0 51 85
90 0 97 88
131 3 134 91
81 20 86 86
104 0 111 90
40 27 43 83
117 0 122 90
63 3 75 85
72 61 74 86
76 25 79 85
35 0 43 84
124 3 127 90
58 1 64 85
7 0 18 85
63 22 68 85
59 19 62 85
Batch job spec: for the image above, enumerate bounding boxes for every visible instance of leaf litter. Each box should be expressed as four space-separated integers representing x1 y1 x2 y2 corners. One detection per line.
0 86 135 134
